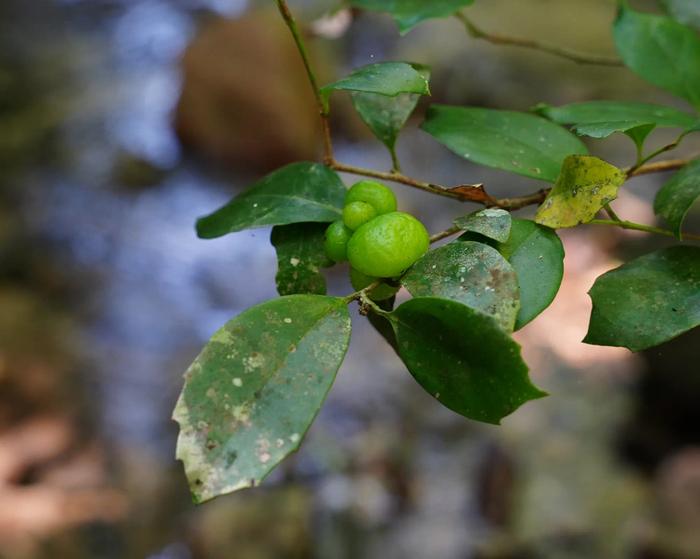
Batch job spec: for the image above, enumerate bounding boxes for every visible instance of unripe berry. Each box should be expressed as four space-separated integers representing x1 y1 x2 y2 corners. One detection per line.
347 211 430 277
345 180 397 216
324 220 353 262
343 201 377 231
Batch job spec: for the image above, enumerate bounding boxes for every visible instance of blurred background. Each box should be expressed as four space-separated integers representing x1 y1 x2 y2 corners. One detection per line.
1 0 700 557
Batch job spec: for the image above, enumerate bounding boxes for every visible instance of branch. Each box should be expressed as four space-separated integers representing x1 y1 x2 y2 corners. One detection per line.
494 189 551 211
275 0 334 164
627 157 694 177
455 12 623 67
331 161 465 200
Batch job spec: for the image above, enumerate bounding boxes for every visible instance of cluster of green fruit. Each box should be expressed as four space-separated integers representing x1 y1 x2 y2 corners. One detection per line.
324 180 430 300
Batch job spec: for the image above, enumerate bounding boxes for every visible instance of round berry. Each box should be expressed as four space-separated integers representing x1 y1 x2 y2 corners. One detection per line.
346 180 397 216
324 220 353 262
349 268 399 301
343 201 377 231
347 212 430 278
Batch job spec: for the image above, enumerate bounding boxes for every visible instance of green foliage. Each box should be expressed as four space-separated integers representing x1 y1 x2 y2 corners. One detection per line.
174 0 700 502
196 162 345 238
454 208 512 243
351 65 430 160
173 295 351 503
536 155 626 228
585 247 700 352
614 4 700 110
654 159 700 238
421 105 588 181
350 0 474 34
271 223 332 296
534 100 697 152
321 62 430 112
460 220 565 330
402 242 520 332
388 297 546 424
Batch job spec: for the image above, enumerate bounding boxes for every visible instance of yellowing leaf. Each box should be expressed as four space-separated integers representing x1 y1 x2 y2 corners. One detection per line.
535 155 626 228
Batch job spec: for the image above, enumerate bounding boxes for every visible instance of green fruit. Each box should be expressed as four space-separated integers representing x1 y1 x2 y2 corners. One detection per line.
347 212 430 277
343 201 377 231
349 268 399 301
346 180 397 216
324 220 353 262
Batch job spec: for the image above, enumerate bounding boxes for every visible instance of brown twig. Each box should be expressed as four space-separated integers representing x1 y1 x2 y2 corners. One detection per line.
454 12 622 67
275 0 334 164
627 157 693 177
331 161 465 200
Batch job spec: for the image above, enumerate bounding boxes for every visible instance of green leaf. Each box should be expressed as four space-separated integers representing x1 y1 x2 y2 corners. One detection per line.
535 155 626 228
320 62 430 112
624 123 657 154
654 159 700 238
454 208 512 243
387 297 546 424
351 0 474 34
460 219 565 330
585 246 700 351
173 295 352 502
534 100 697 139
351 64 430 154
421 105 588 182
196 163 345 239
614 5 700 110
661 0 700 31
270 223 332 296
402 241 520 332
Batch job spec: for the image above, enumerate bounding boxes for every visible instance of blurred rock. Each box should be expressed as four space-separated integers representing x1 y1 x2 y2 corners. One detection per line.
187 487 312 559
174 10 321 172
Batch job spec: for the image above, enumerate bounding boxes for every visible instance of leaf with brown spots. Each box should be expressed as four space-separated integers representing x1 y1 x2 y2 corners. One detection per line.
535 155 626 228
402 241 520 331
271 223 333 296
173 295 351 502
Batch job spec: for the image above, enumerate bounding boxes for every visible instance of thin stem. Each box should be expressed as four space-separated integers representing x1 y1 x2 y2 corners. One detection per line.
603 203 622 222
275 0 334 164
359 291 389 315
495 189 551 210
627 157 694 177
627 133 689 176
430 226 461 244
343 280 382 303
389 147 402 173
589 219 700 241
331 161 464 200
455 12 622 67
634 140 645 167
